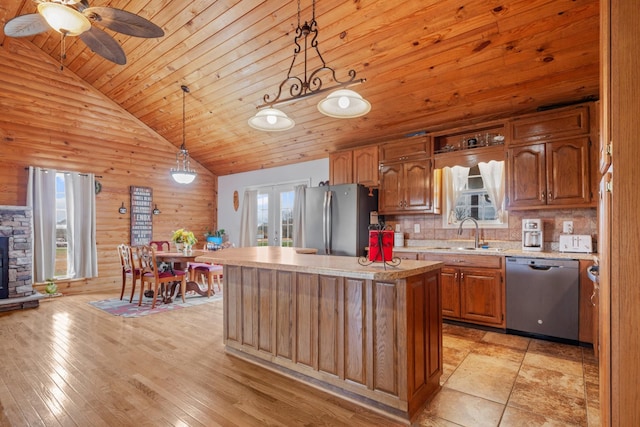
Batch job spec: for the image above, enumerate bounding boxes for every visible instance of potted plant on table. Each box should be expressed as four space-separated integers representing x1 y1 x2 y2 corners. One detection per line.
172 228 197 253
205 229 225 245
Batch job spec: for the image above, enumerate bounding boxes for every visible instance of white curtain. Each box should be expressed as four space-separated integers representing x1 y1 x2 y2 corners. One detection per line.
239 190 258 247
64 172 98 278
478 160 506 222
292 184 307 247
442 166 470 224
27 167 57 282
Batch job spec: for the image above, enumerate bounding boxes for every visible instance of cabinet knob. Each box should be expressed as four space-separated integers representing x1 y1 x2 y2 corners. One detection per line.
541 192 545 200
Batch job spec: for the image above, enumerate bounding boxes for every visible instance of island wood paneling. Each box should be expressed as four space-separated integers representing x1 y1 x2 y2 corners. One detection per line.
222 260 442 422
0 42 217 295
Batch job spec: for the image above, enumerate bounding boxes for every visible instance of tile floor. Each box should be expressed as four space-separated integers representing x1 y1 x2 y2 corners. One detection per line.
417 323 600 426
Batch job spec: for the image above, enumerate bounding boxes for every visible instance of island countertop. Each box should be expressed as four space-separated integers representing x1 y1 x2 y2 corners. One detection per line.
195 246 443 280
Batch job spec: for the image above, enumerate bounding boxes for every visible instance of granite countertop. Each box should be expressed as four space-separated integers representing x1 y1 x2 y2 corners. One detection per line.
195 246 443 280
393 243 597 261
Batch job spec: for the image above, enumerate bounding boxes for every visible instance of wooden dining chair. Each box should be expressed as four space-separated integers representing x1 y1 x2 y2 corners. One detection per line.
149 240 171 251
117 244 141 302
188 262 222 297
136 245 187 308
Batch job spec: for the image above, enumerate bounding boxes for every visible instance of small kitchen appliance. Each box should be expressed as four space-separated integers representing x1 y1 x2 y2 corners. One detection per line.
522 219 543 251
559 235 593 253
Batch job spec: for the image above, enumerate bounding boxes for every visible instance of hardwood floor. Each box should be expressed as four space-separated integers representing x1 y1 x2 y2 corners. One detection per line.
0 293 599 426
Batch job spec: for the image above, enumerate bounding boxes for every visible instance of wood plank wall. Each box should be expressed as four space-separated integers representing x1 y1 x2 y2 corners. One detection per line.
0 40 218 295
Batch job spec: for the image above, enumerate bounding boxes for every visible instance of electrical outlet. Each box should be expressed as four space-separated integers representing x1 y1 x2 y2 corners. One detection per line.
414 223 420 233
395 224 401 232
563 221 574 234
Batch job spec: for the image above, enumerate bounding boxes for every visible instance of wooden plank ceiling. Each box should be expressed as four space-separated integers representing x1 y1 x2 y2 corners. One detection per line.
0 0 599 177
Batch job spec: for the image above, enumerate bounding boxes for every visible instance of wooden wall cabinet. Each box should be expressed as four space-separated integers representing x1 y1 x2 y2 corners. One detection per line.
378 135 433 214
353 146 379 187
379 159 432 214
329 150 353 185
509 104 591 144
422 253 504 328
507 137 592 209
329 146 379 187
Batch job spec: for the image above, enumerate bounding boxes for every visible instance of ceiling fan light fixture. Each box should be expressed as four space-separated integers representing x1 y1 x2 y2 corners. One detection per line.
248 108 295 131
317 89 371 118
37 3 91 36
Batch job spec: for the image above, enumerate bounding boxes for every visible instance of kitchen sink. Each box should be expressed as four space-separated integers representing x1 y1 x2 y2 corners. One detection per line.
453 247 506 252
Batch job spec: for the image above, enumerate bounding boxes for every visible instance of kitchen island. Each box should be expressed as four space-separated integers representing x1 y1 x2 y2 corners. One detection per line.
196 247 443 423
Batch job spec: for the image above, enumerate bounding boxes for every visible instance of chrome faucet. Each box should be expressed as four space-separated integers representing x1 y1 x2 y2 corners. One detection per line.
458 217 480 248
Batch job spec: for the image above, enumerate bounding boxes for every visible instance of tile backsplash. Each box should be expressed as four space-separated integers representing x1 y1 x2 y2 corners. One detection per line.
387 208 597 251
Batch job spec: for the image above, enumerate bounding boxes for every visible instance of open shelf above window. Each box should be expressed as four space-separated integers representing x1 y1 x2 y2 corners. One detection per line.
433 124 506 154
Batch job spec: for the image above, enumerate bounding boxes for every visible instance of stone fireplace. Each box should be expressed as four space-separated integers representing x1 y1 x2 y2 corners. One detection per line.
0 206 40 312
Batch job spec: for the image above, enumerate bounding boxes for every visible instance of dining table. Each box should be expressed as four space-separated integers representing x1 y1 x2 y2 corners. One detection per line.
154 250 211 300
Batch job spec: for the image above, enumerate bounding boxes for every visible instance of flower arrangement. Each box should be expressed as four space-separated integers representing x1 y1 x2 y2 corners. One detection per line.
171 228 197 246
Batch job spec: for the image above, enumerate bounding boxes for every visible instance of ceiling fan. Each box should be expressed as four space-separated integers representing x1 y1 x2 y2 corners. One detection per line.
4 0 164 66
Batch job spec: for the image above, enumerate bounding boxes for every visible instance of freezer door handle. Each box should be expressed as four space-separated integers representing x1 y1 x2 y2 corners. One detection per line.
322 191 333 255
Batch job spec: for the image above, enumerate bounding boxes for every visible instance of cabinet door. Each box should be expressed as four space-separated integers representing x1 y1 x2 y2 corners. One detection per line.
546 137 591 206
403 160 432 211
379 162 403 213
329 151 353 185
353 146 379 187
507 143 546 208
440 267 460 318
460 268 503 326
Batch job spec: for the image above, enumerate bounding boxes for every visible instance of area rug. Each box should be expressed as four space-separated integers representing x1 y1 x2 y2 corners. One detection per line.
88 290 222 318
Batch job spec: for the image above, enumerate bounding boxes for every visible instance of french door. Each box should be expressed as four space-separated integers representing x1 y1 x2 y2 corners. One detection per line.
256 184 296 247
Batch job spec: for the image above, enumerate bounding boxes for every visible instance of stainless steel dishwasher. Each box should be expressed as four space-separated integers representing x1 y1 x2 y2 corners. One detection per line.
506 256 580 342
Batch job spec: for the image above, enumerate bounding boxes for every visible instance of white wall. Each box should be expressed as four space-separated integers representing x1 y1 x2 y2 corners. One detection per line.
218 158 329 246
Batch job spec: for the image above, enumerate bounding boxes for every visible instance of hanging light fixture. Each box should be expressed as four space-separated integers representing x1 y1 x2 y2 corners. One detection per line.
170 85 197 184
249 0 370 131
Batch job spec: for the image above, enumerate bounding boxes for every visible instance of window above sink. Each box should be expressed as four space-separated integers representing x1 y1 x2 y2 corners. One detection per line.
440 160 508 229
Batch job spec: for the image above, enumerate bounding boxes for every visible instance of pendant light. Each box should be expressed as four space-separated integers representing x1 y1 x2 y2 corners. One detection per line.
248 108 295 131
170 85 197 184
317 89 371 118
249 0 369 131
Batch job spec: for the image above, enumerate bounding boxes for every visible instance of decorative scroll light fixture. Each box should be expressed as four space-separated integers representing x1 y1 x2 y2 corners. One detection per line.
170 85 197 184
248 0 370 131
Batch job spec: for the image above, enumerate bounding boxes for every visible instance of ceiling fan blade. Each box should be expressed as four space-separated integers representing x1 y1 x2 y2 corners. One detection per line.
79 26 126 65
83 7 164 38
4 14 50 37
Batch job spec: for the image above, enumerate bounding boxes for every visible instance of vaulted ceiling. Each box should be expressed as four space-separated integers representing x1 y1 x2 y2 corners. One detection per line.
0 0 599 176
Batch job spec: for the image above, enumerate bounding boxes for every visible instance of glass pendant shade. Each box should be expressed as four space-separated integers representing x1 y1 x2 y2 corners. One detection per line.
170 171 197 184
317 89 371 118
248 108 295 131
171 145 197 184
37 3 91 36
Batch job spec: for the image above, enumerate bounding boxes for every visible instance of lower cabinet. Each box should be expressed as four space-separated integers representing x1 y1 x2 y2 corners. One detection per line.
422 254 505 328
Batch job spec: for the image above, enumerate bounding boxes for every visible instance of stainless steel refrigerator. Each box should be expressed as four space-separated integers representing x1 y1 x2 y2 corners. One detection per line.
304 184 378 256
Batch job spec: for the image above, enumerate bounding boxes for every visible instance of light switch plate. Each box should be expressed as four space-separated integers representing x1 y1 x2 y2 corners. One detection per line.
414 223 420 233
563 221 574 234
